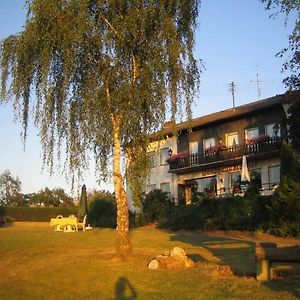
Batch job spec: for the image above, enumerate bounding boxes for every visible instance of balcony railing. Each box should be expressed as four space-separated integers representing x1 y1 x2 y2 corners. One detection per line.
168 137 281 172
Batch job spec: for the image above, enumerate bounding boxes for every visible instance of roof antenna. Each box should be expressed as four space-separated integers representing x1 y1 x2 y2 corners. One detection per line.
229 81 236 108
251 65 261 100
256 72 261 100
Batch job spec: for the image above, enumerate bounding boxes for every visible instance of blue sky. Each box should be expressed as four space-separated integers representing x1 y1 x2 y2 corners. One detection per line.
0 0 296 195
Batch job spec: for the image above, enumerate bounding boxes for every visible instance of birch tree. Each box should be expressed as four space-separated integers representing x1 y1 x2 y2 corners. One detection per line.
0 0 200 260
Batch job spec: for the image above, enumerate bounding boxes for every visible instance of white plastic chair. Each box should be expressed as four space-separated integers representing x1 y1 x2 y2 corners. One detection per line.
54 215 64 232
76 215 87 231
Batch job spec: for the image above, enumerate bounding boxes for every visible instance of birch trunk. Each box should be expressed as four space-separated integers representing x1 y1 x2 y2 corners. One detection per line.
112 116 133 260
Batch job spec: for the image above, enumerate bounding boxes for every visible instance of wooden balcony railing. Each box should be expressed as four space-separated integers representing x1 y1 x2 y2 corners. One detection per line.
168 137 281 172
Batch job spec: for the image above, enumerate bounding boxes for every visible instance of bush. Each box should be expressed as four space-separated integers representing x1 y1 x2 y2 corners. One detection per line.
0 206 15 227
5 206 78 221
88 198 117 228
160 204 204 230
142 189 174 224
268 177 300 237
159 192 273 232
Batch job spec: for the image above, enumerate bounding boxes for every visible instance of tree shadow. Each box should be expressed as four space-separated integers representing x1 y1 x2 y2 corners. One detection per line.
115 276 138 300
170 231 300 298
170 231 255 276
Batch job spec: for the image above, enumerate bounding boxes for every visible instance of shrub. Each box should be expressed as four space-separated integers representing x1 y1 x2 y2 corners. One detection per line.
160 204 204 230
5 206 78 221
142 189 174 224
88 198 117 228
159 192 273 232
268 177 300 237
0 206 15 227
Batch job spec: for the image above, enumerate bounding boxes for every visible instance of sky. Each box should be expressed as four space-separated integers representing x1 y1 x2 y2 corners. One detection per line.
0 0 296 196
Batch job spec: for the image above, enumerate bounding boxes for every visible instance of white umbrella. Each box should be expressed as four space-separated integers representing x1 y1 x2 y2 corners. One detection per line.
241 155 250 183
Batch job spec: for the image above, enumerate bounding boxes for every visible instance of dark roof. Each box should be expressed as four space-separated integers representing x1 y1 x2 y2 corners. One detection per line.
149 91 300 139
178 94 283 130
151 94 283 139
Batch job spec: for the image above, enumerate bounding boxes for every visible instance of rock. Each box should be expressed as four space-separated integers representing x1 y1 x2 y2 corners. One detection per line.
170 247 195 268
148 247 195 270
170 247 186 258
158 256 186 270
148 259 159 269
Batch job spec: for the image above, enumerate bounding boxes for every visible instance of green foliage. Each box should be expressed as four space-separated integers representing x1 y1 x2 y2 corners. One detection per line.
0 170 22 206
0 0 200 184
142 189 174 224
159 193 273 232
269 177 300 237
280 140 300 180
287 95 300 149
26 187 75 207
88 190 115 203
88 198 116 228
262 0 300 89
5 206 77 221
160 204 204 231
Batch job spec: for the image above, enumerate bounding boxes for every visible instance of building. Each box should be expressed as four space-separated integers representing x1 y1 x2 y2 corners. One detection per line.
127 92 299 209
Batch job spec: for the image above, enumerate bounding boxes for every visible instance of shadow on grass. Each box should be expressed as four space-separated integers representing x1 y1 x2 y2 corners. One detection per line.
115 276 138 300
170 231 255 276
170 231 300 299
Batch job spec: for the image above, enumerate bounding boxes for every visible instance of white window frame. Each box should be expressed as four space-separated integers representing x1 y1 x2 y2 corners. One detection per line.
268 165 280 186
265 123 281 137
245 127 259 140
160 148 169 165
203 137 216 150
146 184 156 193
160 182 170 194
225 132 239 146
148 151 157 168
189 141 199 154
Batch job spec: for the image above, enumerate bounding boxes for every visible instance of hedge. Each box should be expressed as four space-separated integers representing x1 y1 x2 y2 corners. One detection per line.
6 206 78 222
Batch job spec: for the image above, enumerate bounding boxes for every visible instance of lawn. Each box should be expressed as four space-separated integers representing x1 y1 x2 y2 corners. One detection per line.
0 223 299 300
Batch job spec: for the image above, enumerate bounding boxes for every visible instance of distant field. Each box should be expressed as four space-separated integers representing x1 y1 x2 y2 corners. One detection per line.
0 223 299 300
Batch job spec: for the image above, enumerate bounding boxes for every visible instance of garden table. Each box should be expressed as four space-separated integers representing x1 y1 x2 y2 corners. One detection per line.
50 217 78 232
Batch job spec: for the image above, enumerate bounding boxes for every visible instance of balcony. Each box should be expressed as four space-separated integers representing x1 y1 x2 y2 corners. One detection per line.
168 137 281 174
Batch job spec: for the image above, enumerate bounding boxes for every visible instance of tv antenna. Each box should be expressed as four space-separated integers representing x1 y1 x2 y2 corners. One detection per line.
251 66 262 100
229 81 236 108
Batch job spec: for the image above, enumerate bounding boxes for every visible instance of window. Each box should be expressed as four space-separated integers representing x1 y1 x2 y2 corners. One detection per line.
265 123 281 137
245 127 259 140
189 141 198 154
226 132 239 146
229 172 241 193
160 182 170 194
146 184 156 193
160 148 169 165
192 176 217 195
268 165 280 186
203 137 216 150
250 168 262 190
148 151 157 168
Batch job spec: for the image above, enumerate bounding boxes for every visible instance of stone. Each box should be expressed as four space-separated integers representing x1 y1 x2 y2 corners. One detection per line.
148 247 195 270
170 247 186 258
148 259 159 269
158 256 186 270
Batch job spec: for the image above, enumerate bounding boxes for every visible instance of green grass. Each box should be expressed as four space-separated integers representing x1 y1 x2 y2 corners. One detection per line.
0 223 299 300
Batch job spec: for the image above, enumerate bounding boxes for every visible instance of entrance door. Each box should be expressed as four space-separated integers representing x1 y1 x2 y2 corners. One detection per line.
177 184 186 205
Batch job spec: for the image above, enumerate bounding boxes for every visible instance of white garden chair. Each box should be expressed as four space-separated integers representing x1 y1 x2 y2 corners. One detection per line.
76 215 87 231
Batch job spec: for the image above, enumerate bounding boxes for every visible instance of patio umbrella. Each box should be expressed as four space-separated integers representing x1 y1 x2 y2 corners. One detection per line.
78 184 88 219
241 155 250 183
